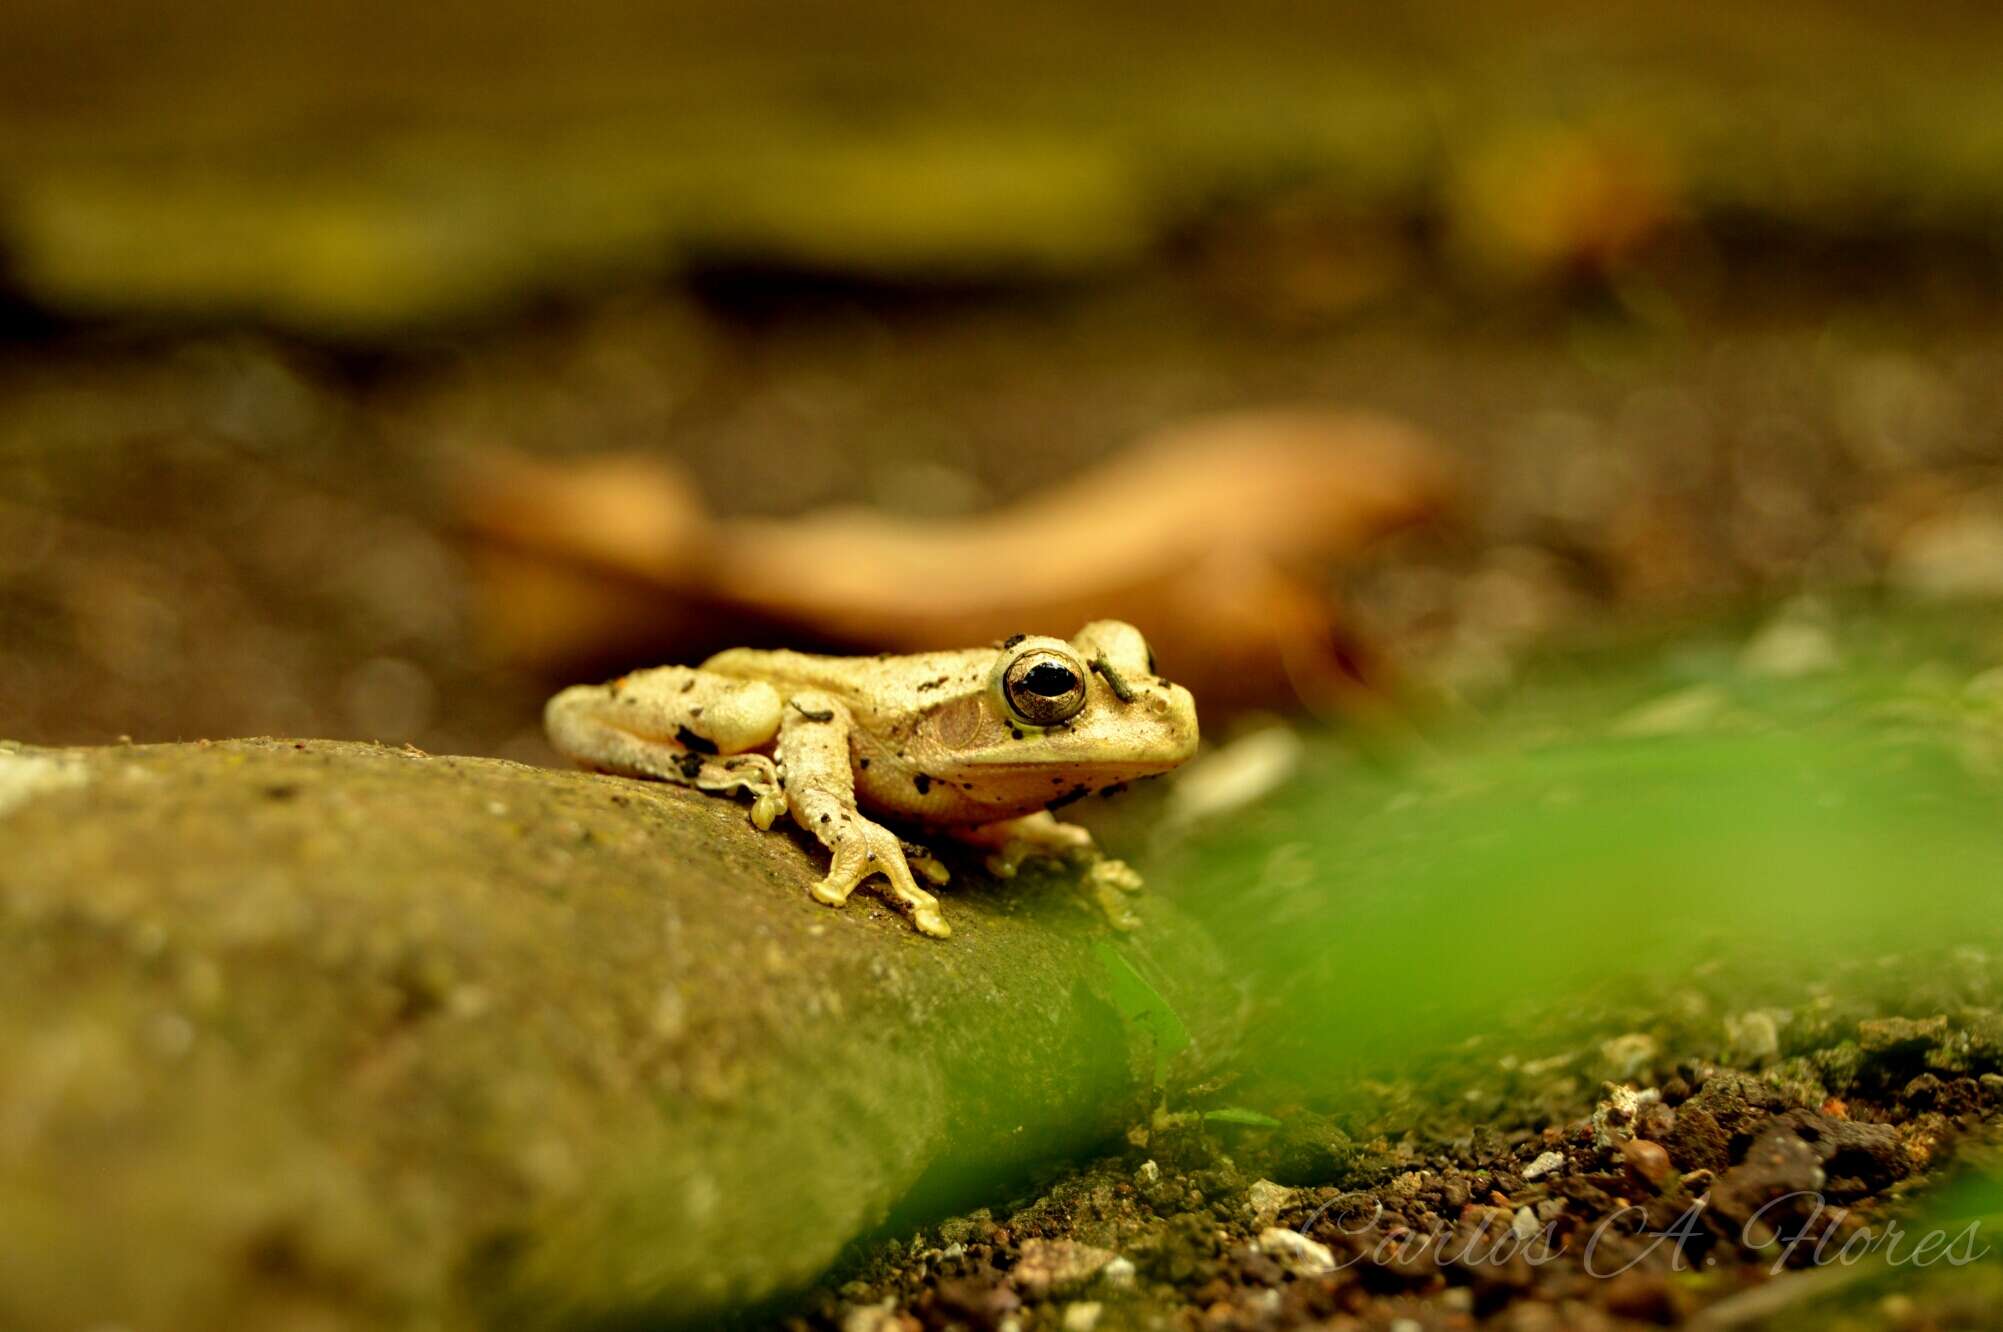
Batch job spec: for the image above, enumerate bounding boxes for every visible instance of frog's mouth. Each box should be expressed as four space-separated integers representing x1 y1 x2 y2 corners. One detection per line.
959 754 1192 782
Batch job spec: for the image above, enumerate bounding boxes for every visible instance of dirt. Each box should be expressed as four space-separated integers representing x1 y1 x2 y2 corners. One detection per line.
797 992 2003 1331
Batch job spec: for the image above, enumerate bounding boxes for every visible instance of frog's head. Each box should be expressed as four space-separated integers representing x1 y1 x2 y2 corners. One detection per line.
912 621 1199 815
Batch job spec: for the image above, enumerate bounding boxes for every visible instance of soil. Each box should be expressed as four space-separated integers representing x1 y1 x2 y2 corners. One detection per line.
794 990 2003 1331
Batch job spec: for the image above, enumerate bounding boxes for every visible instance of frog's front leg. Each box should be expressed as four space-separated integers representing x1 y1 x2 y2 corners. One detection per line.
546 667 787 826
950 812 1144 931
777 691 953 938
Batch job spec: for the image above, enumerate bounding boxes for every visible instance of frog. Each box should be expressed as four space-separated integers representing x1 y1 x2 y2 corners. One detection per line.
545 620 1199 937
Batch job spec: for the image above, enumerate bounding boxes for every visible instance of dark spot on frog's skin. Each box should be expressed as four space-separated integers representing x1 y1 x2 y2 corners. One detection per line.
913 774 932 795
791 700 835 722
680 678 696 693
917 676 947 692
859 757 871 769
690 706 703 718
1002 634 1026 649
820 813 830 824
1046 785 1089 811
675 725 717 754
263 784 299 801
1010 728 1024 741
1098 783 1128 799
676 753 705 780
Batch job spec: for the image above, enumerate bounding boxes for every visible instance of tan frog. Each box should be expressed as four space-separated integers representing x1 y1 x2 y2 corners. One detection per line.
545 621 1199 937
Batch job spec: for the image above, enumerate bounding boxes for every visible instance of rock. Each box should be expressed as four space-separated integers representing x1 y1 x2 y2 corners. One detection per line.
844 1298 915 1332
1859 1015 1950 1058
1682 1069 1788 1140
1708 1126 1826 1233
1723 1009 1783 1065
1254 1227 1336 1277
0 738 1232 1330
1599 1032 1659 1079
1061 1300 1104 1331
1011 1239 1118 1299
1261 1111 1363 1186
1246 1178 1295 1225
923 1277 1020 1326
1591 1083 1661 1148
1619 1138 1672 1187
1662 1104 1731 1175
1603 1269 1677 1322
1520 1150 1566 1181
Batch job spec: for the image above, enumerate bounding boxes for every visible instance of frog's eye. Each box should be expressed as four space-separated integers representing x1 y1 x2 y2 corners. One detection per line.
1002 649 1088 727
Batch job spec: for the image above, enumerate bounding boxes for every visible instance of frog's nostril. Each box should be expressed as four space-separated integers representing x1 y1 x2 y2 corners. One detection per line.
1147 694 1170 716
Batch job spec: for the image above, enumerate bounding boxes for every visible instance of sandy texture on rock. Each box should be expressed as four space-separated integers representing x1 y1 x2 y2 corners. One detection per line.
0 738 1228 1329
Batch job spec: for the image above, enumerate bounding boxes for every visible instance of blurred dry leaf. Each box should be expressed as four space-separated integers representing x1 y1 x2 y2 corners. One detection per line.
454 408 1459 717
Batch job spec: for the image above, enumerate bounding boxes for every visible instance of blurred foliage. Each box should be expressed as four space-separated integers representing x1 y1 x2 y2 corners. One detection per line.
4 0 2003 329
1152 602 2003 1101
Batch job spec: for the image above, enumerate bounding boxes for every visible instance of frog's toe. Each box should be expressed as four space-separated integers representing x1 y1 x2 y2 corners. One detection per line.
910 902 952 938
868 835 952 937
749 791 787 831
1088 856 1145 895
810 875 853 907
900 841 951 886
1085 866 1143 931
813 840 870 906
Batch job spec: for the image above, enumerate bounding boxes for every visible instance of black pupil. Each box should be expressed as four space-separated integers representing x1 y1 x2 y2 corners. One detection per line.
1019 662 1079 697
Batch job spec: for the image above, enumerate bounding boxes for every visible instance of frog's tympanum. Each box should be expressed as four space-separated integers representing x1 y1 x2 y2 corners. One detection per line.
546 621 1199 937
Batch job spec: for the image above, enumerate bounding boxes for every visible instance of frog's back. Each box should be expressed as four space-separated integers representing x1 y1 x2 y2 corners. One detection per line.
701 645 993 716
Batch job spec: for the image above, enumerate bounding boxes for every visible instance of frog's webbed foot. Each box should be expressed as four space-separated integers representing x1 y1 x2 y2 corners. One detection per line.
1082 858 1144 932
951 812 1143 930
955 810 1094 879
810 812 951 937
778 690 951 938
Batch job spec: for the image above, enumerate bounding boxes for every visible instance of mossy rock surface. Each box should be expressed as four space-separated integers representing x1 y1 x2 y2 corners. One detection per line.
0 738 1229 1329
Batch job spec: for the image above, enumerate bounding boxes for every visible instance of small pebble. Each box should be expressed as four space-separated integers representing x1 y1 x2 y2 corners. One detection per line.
1062 1302 1102 1332
1521 1150 1566 1181
1012 1239 1116 1299
1246 1178 1294 1224
1254 1227 1336 1277
1621 1137 1673 1186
